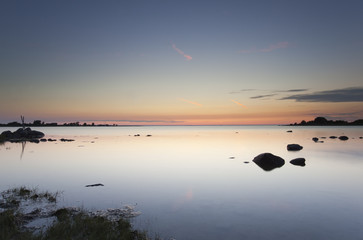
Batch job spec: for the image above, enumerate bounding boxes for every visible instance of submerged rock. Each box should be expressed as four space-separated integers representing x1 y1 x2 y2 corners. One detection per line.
287 144 303 151
253 153 285 171
290 158 306 167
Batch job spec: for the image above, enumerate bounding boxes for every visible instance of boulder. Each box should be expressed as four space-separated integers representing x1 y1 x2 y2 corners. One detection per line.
290 158 306 167
287 144 303 151
253 153 285 171
339 136 349 141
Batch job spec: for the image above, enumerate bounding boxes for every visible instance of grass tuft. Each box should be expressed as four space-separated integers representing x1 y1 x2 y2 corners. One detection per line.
1 187 159 240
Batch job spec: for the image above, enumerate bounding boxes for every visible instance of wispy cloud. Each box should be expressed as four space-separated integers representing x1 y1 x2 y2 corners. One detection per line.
280 87 363 102
180 98 202 106
239 41 290 54
229 89 256 94
231 99 247 108
250 94 277 99
275 89 309 93
260 42 289 52
172 44 192 61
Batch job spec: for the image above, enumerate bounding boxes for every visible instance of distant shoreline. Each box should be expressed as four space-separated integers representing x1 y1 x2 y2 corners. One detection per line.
288 117 363 126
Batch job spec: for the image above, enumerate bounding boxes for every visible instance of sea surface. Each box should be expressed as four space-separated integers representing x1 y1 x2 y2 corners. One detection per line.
1 125 363 239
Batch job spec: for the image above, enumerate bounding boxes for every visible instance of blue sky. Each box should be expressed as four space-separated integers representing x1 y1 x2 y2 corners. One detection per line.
1 0 362 124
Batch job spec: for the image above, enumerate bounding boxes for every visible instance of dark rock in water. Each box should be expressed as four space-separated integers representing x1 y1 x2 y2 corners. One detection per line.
329 136 337 139
229 157 235 159
1 128 45 142
253 153 285 171
134 134 140 137
360 137 363 139
60 138 75 142
320 137 326 139
339 136 349 141
290 158 306 167
146 134 152 137
40 138 47 142
312 137 319 142
29 139 40 143
243 161 249 164
85 183 104 187
48 138 57 142
287 130 293 133
287 144 303 151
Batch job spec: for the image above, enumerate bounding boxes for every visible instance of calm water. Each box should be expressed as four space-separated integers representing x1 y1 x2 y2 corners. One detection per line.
1 125 363 239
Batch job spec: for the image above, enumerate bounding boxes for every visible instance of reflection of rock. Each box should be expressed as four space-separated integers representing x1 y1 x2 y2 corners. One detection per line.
253 153 285 171
290 158 306 166
339 136 349 141
0 128 45 142
287 144 303 151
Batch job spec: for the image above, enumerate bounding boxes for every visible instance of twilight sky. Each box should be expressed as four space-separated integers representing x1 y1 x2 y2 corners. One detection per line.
1 0 363 125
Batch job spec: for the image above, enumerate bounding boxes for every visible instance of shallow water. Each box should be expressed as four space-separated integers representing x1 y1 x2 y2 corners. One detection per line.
1 126 363 239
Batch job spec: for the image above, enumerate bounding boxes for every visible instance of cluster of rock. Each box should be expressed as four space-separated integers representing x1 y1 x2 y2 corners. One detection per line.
0 128 44 142
253 142 306 171
253 152 306 171
0 128 77 144
312 135 354 143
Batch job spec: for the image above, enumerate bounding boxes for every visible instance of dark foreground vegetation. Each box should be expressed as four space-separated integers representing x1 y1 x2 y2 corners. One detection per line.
290 117 363 126
0 187 157 240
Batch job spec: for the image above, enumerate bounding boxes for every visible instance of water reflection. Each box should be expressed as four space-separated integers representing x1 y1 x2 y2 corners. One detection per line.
0 126 363 240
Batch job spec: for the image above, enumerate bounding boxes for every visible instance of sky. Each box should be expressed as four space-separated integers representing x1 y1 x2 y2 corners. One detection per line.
1 0 363 125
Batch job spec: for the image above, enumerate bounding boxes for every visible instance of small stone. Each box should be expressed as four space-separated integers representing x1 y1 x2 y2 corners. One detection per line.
85 183 104 187
312 137 319 142
290 158 306 167
329 136 337 139
287 144 303 151
339 136 349 141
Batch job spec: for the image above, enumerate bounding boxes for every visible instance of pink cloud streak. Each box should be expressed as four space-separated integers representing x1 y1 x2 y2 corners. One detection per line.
172 44 192 60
